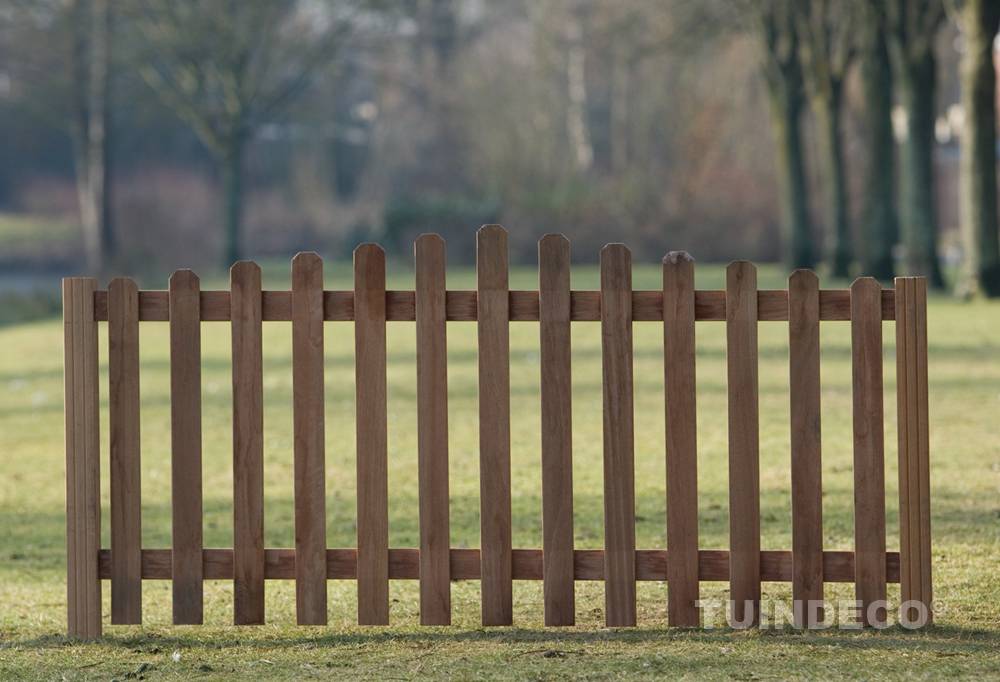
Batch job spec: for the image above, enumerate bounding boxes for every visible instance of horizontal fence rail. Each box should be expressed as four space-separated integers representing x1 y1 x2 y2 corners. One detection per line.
63 226 932 638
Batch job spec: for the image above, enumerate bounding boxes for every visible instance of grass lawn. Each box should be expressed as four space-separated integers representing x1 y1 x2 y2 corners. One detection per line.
0 260 998 680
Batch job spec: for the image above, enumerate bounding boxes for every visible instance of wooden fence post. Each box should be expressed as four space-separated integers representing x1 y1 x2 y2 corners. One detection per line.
64 277 102 639
895 277 932 625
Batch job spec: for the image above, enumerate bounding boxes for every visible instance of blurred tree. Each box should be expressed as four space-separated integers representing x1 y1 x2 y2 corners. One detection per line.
858 0 900 281
887 0 946 288
798 0 857 277
127 0 355 266
954 0 1000 297
755 0 816 269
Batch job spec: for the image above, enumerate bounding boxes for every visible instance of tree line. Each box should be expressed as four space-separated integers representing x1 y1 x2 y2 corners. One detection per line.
1 0 999 295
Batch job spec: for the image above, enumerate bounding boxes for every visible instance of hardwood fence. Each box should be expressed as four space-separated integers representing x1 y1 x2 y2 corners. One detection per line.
63 227 932 638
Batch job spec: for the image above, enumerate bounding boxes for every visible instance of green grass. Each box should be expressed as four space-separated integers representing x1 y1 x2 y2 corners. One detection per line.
0 262 998 680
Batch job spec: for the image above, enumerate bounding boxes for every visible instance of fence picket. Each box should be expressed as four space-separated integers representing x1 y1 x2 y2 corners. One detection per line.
600 244 637 627
355 244 390 625
231 261 265 624
851 277 887 627
477 225 514 625
108 278 142 624
788 270 823 628
169 270 204 624
539 234 575 626
726 261 760 628
415 234 452 625
292 253 328 625
663 252 699 627
64 277 102 640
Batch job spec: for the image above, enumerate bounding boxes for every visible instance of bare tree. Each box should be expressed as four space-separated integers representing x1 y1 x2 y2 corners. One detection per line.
797 0 857 277
954 0 1000 297
859 0 900 281
887 0 946 288
756 0 815 269
128 0 356 266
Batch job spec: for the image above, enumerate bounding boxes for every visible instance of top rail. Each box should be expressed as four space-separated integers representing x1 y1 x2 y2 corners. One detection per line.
93 289 896 322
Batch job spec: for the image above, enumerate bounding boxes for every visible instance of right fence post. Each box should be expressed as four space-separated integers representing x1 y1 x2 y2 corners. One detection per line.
894 277 933 626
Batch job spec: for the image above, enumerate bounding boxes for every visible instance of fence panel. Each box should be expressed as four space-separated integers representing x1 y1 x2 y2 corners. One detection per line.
63 237 934 638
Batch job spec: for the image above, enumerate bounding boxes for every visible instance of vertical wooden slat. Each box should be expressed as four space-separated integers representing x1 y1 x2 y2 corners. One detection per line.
415 234 451 625
292 253 327 625
108 277 142 624
538 233 575 626
477 225 513 626
895 277 932 625
64 277 102 639
662 251 699 627
851 277 887 627
600 243 637 627
726 260 760 628
231 261 265 625
788 269 823 628
169 270 203 624
355 244 389 625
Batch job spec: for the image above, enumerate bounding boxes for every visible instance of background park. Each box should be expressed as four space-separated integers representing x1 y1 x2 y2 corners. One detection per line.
1 0 999 679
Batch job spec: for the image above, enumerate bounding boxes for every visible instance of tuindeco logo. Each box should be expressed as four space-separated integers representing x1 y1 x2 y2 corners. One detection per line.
695 599 939 629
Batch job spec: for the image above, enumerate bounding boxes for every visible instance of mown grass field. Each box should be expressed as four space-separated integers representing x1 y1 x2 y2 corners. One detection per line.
0 261 998 680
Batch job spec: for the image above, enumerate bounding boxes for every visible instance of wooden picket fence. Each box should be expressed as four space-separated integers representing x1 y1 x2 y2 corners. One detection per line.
63 227 932 638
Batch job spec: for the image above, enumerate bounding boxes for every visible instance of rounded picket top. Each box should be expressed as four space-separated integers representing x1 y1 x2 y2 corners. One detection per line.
108 276 138 295
292 251 322 267
477 224 507 239
539 232 569 247
353 242 385 259
600 243 631 291
230 260 262 278
663 250 694 265
789 268 819 287
168 269 200 288
850 276 881 293
414 233 446 259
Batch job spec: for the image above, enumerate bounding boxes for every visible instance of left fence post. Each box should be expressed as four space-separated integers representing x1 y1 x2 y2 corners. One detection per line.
64 277 102 639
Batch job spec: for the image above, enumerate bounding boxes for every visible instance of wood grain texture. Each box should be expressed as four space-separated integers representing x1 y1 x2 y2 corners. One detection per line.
851 277 887 627
291 253 327 625
477 225 513 625
538 234 575 626
894 277 933 625
600 244 637 627
662 252 699 627
231 261 265 625
355 244 390 625
169 270 204 624
99 547 902 583
415 234 451 625
788 270 823 628
726 261 760 628
64 277 102 639
108 278 142 625
93 289 898 322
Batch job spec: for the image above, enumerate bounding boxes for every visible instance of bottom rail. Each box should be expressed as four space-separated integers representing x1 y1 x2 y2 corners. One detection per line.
98 548 900 583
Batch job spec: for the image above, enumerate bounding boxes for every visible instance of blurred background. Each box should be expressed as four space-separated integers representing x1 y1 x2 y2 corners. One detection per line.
1 0 999 314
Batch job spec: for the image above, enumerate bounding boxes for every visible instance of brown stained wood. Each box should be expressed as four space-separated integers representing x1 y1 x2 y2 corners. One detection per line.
895 277 933 625
851 277 887 627
231 261 265 625
355 244 390 625
169 270 204 624
108 278 142 625
600 244 637 627
662 252 699 627
477 225 513 625
291 253 327 625
64 277 102 639
726 261 760 628
788 270 823 628
93 289 897 322
98 548 902 583
538 234 575 626
415 234 451 625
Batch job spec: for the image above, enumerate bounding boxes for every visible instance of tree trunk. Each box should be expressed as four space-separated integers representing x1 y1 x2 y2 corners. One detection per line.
768 83 815 270
860 18 898 281
565 9 593 172
814 85 851 278
896 51 945 288
222 139 245 267
959 0 1000 297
